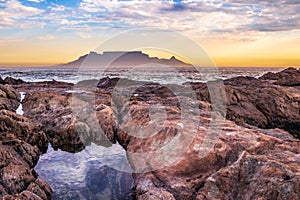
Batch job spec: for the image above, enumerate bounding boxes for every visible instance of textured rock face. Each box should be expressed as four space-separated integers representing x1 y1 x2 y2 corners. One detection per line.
0 82 52 199
0 84 20 111
91 71 300 200
112 83 300 200
188 74 300 139
224 77 300 138
1 67 299 199
259 67 300 86
4 77 25 85
22 88 117 152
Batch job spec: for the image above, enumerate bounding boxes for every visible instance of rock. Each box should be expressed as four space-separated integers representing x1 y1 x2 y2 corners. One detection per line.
90 76 300 199
0 76 4 84
1 68 298 199
259 67 300 86
22 90 117 152
0 110 48 154
0 84 20 111
0 144 51 199
22 91 87 152
27 179 52 200
117 100 300 199
3 190 43 200
4 77 25 85
0 93 51 199
187 74 300 139
0 154 36 194
97 77 148 91
224 77 300 138
196 151 300 199
13 79 74 95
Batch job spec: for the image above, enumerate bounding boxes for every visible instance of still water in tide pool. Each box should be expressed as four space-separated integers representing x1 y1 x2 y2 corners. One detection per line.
35 143 133 200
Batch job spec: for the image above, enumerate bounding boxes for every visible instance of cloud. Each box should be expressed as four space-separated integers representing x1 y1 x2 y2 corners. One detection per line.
37 35 55 40
0 0 45 28
27 0 44 2
50 5 66 12
77 32 91 39
1 0 300 40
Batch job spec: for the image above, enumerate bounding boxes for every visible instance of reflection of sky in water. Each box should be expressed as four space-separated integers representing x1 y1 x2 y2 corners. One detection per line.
35 143 133 200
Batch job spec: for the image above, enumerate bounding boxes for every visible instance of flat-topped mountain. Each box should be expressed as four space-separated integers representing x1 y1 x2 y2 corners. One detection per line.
59 51 191 68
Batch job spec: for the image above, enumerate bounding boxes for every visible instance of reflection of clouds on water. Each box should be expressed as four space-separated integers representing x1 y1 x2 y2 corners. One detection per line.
35 143 133 200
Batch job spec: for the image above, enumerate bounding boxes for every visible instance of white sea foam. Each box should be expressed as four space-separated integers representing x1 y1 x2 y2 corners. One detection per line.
16 92 26 115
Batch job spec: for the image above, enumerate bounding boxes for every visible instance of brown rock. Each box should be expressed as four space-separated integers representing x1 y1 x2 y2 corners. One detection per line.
27 179 52 200
96 76 300 200
3 190 42 200
0 93 51 199
121 108 300 199
0 110 48 153
22 89 117 152
0 137 51 199
196 151 300 199
0 76 4 84
259 67 300 86
4 77 25 85
187 73 300 138
0 84 20 111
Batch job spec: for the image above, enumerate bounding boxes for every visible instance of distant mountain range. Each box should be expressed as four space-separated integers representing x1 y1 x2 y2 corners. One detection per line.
58 51 191 68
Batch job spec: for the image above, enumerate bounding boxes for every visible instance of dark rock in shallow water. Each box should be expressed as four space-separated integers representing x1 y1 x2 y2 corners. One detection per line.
259 67 300 86
0 76 4 84
4 77 25 85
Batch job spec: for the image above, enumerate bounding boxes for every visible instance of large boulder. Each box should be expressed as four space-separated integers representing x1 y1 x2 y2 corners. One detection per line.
115 89 300 199
86 75 300 199
187 74 300 139
22 90 117 152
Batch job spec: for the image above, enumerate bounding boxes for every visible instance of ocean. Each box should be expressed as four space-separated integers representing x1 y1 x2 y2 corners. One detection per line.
0 67 286 84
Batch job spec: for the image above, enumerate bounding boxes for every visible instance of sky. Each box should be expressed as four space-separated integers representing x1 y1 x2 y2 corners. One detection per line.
0 0 299 67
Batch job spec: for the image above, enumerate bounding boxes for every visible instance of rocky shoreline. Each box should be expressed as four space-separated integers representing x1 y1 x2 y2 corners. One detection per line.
0 67 299 199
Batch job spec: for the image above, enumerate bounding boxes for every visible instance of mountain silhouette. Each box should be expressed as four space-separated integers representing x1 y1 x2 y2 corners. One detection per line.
58 51 191 68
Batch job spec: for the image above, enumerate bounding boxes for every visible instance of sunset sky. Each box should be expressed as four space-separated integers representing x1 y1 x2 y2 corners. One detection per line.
0 0 299 67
